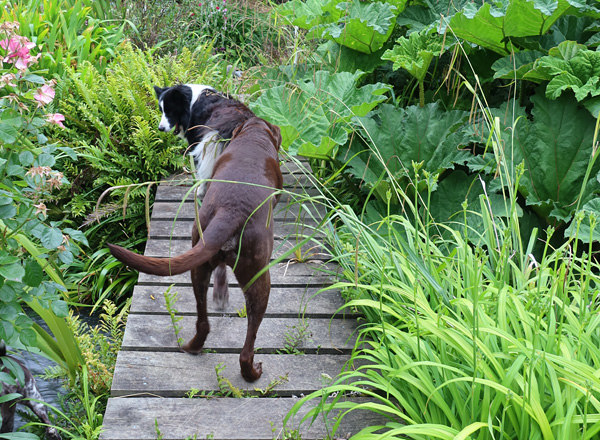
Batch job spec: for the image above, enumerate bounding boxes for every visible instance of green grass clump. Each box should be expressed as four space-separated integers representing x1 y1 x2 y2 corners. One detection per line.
281 95 600 438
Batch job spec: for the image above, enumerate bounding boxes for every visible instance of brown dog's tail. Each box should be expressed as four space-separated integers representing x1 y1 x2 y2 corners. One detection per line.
107 212 238 276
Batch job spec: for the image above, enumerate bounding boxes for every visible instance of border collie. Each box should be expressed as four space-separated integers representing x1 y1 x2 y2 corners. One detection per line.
153 84 254 197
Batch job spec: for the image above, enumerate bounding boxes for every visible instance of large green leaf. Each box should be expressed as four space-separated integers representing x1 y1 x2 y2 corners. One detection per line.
0 110 21 145
278 0 404 54
348 103 475 199
564 197 600 243
251 71 389 159
509 91 599 222
250 85 329 155
534 41 600 100
398 0 472 33
382 29 445 83
449 0 573 55
491 50 546 81
277 0 334 30
312 0 399 53
427 171 520 240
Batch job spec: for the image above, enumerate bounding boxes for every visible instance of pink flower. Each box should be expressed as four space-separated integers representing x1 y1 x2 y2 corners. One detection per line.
216 6 219 9
34 84 55 107
0 36 36 70
45 113 65 128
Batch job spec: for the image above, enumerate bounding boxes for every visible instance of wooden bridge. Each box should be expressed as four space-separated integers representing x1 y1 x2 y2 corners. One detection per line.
100 160 378 439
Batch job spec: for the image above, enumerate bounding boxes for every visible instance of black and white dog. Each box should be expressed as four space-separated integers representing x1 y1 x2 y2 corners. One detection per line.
0 343 61 440
153 84 254 197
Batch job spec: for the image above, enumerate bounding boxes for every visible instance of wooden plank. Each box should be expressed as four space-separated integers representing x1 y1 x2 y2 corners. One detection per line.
136 261 337 287
121 315 357 353
149 202 327 222
111 352 352 397
155 185 322 203
142 237 331 261
101 397 386 440
130 285 348 318
147 220 325 240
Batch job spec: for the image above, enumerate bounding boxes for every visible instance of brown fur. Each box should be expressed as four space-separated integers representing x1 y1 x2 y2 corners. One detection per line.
108 116 282 381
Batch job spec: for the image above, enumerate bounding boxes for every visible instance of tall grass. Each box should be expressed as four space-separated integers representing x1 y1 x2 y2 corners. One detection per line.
282 79 600 439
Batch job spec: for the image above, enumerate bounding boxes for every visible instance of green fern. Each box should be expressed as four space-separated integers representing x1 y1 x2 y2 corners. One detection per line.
50 42 234 228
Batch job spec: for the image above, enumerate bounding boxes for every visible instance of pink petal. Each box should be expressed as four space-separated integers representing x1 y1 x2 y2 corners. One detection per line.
34 84 55 106
45 113 65 128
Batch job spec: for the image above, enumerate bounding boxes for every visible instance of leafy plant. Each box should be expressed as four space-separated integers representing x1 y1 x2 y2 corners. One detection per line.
163 285 184 348
278 318 311 355
182 0 289 66
381 29 446 106
277 0 407 54
0 20 84 384
0 0 126 76
251 70 390 158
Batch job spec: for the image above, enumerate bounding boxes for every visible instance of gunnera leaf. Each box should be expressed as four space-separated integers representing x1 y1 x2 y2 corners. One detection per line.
312 0 401 53
491 50 546 81
509 90 599 223
564 197 600 243
449 0 572 55
348 102 475 199
251 71 389 159
276 0 334 30
535 41 600 101
426 171 520 241
382 29 445 83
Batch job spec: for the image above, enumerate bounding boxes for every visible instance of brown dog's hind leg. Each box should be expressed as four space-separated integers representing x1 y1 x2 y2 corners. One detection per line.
236 269 270 382
212 263 229 310
182 262 212 354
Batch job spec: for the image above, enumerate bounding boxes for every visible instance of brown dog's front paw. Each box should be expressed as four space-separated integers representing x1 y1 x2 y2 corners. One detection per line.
241 361 263 382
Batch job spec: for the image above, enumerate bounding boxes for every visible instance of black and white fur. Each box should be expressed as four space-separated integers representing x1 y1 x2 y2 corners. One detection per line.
153 84 251 198
0 343 61 440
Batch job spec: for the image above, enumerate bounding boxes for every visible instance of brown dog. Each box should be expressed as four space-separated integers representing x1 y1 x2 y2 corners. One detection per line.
108 115 282 382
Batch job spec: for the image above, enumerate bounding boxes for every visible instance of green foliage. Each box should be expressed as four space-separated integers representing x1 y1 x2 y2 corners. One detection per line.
381 29 445 105
505 91 600 223
0 21 83 382
40 300 129 440
163 285 184 348
182 0 289 66
286 198 600 439
278 0 407 54
51 43 228 224
348 102 475 200
251 70 389 158
0 0 126 76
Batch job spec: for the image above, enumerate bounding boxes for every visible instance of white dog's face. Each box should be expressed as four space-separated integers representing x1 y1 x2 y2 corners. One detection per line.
155 84 215 139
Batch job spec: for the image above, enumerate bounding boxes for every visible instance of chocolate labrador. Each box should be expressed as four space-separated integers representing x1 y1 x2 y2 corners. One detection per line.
108 116 282 382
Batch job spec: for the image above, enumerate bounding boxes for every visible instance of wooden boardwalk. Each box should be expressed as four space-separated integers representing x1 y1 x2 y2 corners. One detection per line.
100 161 376 440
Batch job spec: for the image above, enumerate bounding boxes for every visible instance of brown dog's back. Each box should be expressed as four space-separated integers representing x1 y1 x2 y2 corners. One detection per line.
108 117 282 276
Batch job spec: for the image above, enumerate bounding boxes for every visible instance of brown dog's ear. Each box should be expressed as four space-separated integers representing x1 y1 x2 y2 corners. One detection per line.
265 121 282 151
231 123 244 139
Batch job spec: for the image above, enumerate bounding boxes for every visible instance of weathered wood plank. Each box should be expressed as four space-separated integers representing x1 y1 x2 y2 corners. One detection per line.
142 237 331 261
150 201 328 222
121 315 357 353
155 185 322 203
111 352 351 397
136 261 338 287
101 397 385 440
130 285 348 318
147 220 325 240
